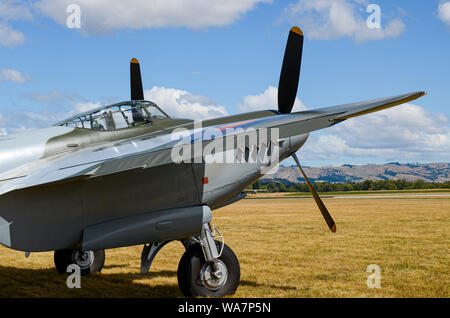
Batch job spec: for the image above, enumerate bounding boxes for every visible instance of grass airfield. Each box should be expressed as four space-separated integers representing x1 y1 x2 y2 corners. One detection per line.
0 191 448 298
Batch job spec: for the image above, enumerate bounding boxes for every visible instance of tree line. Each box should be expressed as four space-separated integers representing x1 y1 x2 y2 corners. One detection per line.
249 179 450 193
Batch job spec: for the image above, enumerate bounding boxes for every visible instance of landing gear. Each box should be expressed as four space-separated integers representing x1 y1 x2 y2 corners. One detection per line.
177 224 240 297
54 249 105 275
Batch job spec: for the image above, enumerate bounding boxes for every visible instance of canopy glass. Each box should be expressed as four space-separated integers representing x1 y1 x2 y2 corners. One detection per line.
56 101 169 131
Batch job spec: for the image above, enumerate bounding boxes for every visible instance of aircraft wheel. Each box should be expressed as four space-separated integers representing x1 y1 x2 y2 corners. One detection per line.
54 249 105 275
177 242 240 297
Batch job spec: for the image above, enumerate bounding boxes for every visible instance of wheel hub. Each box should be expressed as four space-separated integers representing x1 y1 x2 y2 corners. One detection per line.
200 260 228 291
73 250 94 269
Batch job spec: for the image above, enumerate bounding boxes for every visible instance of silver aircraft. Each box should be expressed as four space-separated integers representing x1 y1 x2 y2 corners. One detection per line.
0 27 425 296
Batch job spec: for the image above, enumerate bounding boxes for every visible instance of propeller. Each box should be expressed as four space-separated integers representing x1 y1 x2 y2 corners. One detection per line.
277 26 336 232
130 58 146 123
130 58 144 100
292 153 336 233
278 26 304 114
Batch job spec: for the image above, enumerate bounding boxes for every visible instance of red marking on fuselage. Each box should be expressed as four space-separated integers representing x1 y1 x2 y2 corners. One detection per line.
218 119 256 131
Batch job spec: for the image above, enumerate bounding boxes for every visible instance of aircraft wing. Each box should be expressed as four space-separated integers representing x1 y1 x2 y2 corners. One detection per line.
208 91 427 138
272 91 427 137
0 91 425 195
295 91 426 120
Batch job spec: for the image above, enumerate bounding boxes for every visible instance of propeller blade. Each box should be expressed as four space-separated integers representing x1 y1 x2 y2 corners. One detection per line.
278 26 304 114
130 58 144 100
291 153 336 233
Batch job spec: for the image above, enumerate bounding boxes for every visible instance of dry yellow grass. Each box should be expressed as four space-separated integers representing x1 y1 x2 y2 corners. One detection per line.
0 196 448 297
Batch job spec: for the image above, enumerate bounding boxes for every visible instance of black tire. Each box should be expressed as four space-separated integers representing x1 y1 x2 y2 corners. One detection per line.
54 249 105 276
177 242 240 297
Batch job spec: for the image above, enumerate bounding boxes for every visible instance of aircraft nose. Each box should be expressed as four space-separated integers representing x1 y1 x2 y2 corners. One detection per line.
0 126 71 177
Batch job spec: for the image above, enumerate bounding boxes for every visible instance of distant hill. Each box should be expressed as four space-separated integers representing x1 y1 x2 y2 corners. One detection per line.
261 163 450 183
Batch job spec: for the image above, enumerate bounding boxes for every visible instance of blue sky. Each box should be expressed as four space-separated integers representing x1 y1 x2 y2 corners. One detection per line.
0 0 449 166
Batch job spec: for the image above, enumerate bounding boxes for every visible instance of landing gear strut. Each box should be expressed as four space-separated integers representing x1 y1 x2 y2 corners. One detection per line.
177 223 240 297
54 249 105 275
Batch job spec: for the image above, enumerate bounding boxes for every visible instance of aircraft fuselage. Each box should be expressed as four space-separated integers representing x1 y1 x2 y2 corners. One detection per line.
0 110 308 252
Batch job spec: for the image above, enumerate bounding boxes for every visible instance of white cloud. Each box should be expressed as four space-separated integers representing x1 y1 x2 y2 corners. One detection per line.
353 18 405 42
73 102 102 113
36 0 270 35
238 86 306 112
438 1 450 26
284 0 405 42
0 1 33 47
0 1 33 21
0 69 29 83
0 22 25 47
297 103 450 164
144 86 228 120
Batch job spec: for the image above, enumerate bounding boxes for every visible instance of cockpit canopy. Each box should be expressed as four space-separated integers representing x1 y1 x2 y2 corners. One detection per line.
56 101 169 131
